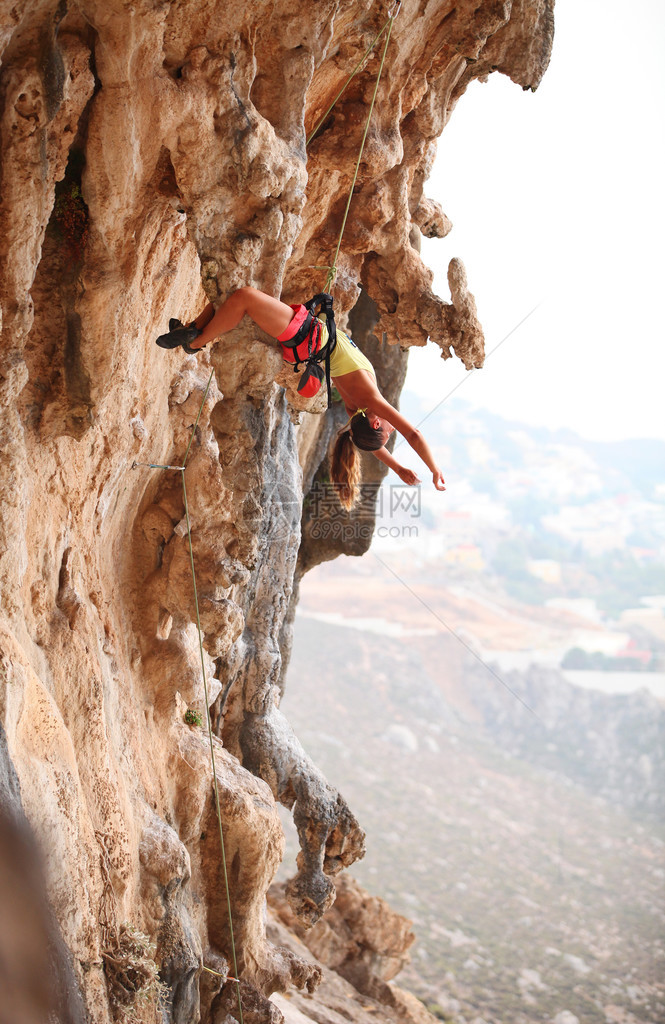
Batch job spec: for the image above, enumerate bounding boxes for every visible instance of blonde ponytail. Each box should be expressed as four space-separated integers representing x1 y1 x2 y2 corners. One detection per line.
330 430 361 510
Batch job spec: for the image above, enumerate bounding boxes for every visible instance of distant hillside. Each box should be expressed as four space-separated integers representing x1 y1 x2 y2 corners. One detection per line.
386 394 665 619
462 660 665 821
399 394 665 500
281 613 665 1024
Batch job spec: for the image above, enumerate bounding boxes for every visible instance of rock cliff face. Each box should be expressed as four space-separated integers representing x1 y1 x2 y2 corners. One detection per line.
0 1 553 1021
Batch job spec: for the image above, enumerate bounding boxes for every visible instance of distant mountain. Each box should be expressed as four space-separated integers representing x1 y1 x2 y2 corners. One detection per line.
386 393 665 619
399 393 665 500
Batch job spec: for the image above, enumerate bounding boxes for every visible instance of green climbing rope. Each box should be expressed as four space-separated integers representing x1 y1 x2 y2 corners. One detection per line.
181 370 244 1024
307 1 401 293
134 371 243 1023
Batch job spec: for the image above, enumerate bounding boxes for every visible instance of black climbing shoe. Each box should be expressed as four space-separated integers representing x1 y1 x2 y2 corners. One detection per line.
156 325 202 350
182 336 206 354
169 319 207 352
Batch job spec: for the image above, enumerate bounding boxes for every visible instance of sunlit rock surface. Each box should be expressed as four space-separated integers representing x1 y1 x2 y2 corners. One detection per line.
0 0 553 1019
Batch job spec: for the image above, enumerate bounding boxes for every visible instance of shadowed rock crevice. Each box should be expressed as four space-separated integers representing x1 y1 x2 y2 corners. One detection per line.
17 54 99 435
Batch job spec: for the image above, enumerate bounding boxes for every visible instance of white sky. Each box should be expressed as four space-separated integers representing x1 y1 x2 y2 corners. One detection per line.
409 0 665 443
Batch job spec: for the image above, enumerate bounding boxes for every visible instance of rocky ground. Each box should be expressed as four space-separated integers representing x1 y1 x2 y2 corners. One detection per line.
279 603 665 1024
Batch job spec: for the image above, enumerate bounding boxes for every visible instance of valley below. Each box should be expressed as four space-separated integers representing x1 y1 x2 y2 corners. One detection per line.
278 406 665 1024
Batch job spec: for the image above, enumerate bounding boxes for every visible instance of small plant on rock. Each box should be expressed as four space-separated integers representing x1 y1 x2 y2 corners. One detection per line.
103 923 167 1023
184 708 203 727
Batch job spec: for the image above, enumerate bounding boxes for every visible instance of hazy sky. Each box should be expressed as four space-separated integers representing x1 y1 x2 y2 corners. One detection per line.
409 0 665 443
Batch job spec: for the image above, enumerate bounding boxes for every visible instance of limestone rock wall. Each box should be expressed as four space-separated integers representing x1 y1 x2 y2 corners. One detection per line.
0 1 553 1021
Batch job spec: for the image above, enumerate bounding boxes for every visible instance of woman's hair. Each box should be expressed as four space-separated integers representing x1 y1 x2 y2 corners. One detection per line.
330 412 384 510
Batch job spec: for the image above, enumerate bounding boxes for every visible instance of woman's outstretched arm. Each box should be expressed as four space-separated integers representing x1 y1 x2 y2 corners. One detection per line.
372 446 421 485
370 394 446 490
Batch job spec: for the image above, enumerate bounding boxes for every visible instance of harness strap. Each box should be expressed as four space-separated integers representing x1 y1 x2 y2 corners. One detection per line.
280 310 314 356
279 294 338 407
304 293 337 407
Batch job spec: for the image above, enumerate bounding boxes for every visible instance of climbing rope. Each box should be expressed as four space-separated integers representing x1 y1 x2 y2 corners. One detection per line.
307 1 401 293
133 370 243 1024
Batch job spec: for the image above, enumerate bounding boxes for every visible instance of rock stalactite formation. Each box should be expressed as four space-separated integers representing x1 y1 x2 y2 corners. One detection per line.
0 0 553 1020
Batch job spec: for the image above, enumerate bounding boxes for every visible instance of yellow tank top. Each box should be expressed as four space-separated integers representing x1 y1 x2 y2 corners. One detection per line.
318 319 376 379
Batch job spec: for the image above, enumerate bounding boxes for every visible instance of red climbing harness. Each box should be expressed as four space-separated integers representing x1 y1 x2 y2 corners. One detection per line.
277 293 338 404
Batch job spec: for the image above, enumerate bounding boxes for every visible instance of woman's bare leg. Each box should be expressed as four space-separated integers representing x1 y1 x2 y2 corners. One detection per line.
192 287 294 349
193 302 215 330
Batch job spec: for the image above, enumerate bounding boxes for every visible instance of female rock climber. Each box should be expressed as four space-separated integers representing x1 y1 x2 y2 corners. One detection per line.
156 286 446 509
